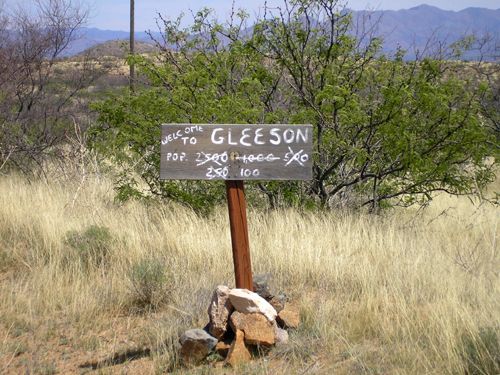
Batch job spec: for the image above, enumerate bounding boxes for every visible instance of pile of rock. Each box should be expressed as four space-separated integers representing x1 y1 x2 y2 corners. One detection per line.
179 276 300 367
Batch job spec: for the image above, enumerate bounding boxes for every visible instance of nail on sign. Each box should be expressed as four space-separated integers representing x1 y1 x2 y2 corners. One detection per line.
160 124 313 180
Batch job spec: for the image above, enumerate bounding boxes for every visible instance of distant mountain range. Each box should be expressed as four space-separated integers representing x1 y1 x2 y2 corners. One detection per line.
68 5 500 59
354 5 500 59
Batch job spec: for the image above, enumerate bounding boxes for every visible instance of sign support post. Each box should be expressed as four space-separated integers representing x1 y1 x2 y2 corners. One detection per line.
160 124 312 292
225 180 253 290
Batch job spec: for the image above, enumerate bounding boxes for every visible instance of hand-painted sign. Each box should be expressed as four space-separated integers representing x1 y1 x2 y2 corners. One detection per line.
160 124 313 180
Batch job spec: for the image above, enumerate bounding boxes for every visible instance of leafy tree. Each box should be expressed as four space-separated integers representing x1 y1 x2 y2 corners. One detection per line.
91 8 291 211
91 0 497 211
471 34 500 152
251 1 496 209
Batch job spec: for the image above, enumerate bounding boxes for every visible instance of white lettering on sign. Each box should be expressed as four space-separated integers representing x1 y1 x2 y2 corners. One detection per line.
160 124 312 180
165 152 187 162
195 152 229 166
240 168 260 177
210 127 309 147
162 125 204 145
235 153 281 164
284 147 309 166
206 166 229 179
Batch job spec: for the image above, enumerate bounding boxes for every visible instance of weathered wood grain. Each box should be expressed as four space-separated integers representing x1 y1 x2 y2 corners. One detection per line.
226 180 253 290
160 124 313 181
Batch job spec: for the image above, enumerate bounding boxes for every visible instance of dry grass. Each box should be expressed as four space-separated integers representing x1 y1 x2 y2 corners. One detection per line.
0 169 498 374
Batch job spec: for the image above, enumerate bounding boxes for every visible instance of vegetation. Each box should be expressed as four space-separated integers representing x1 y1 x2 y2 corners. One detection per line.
0 0 498 373
91 0 498 211
0 168 498 373
0 0 107 175
65 224 113 269
127 256 174 311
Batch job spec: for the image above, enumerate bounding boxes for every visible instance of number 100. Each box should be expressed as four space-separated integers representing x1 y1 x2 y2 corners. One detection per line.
240 168 260 177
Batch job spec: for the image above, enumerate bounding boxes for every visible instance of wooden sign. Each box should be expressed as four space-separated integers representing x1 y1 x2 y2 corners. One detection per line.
160 123 313 291
160 124 312 181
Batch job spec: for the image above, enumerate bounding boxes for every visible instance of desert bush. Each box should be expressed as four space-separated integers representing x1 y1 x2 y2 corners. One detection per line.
127 257 173 311
65 225 112 269
91 0 498 212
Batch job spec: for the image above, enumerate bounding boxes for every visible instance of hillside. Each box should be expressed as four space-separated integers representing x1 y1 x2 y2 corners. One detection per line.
63 28 155 56
79 39 158 58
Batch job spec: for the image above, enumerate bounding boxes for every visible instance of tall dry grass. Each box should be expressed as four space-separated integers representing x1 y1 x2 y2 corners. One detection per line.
0 169 498 374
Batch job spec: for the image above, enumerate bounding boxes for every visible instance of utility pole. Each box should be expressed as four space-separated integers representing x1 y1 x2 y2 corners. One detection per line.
129 0 135 92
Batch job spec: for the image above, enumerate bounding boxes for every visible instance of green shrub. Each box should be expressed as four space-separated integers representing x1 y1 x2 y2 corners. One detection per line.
462 326 500 375
91 3 497 212
65 225 112 269
127 257 172 311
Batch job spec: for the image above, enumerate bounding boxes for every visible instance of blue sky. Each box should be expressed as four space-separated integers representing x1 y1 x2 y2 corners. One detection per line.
5 0 500 31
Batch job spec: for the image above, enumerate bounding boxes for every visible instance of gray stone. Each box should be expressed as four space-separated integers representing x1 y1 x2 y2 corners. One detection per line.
253 273 274 300
179 329 218 365
274 325 289 346
207 285 233 339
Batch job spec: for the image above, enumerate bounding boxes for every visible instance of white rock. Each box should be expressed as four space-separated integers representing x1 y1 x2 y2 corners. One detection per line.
207 285 233 339
228 288 278 322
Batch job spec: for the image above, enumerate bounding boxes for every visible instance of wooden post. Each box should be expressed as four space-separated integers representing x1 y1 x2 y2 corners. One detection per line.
161 124 312 291
225 180 253 291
